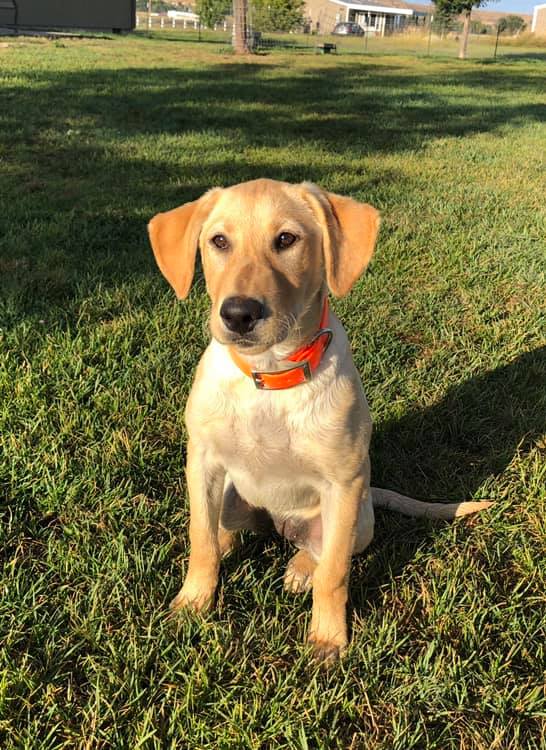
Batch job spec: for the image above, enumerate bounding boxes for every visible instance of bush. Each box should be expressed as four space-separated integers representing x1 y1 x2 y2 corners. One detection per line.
251 0 305 32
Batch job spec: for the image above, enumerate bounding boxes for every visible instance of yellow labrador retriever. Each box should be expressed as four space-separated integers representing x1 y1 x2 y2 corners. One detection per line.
148 178 491 661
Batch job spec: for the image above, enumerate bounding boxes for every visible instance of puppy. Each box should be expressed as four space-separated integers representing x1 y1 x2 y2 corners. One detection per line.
148 179 491 661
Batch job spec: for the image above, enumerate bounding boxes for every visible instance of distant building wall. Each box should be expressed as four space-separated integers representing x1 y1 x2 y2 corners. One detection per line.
0 0 135 31
305 0 341 31
532 3 546 34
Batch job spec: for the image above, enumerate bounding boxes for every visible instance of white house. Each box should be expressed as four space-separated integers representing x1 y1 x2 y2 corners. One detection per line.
330 0 413 34
305 0 427 36
531 3 546 33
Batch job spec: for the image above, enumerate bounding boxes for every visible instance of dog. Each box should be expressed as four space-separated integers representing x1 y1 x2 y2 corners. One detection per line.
148 178 491 662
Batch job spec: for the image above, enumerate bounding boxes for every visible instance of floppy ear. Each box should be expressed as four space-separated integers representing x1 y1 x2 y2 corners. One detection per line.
302 183 381 297
147 188 220 299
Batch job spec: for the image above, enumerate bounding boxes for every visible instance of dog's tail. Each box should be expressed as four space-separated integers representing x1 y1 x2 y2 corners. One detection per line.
371 487 493 520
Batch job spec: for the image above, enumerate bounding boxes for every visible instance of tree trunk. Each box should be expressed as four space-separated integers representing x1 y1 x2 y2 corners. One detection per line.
458 7 471 59
233 0 250 54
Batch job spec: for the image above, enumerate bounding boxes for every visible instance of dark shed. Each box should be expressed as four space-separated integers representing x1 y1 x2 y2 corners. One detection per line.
0 0 135 32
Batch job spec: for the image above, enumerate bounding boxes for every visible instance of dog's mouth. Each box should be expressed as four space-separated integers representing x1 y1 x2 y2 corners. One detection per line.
230 336 263 349
211 310 297 354
216 329 287 355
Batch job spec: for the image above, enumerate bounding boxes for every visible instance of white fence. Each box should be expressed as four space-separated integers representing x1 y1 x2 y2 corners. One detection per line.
135 12 232 32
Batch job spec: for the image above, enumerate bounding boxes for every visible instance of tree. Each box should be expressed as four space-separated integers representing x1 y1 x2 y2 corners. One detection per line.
232 0 250 53
470 18 487 33
232 0 304 54
432 4 457 38
498 14 526 34
196 0 230 27
434 0 494 59
251 0 304 32
136 0 179 9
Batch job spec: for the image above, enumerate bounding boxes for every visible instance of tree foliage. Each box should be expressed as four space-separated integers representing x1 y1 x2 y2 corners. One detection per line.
433 0 486 18
434 0 489 18
136 0 179 10
433 0 495 58
498 14 526 34
470 19 487 33
431 4 457 37
196 0 230 27
251 0 305 32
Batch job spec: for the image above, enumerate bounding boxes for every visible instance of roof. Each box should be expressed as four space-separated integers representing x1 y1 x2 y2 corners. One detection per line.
331 0 414 13
329 0 531 21
406 2 432 13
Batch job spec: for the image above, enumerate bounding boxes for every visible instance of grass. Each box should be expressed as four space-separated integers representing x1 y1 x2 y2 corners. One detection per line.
135 23 546 60
0 32 545 749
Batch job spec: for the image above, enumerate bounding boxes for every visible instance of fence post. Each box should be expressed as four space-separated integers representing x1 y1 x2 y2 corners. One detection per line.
172 16 175 28
160 16 164 28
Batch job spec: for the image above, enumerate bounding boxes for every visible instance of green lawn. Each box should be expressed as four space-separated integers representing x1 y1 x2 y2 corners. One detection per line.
1 34 545 749
136 20 546 61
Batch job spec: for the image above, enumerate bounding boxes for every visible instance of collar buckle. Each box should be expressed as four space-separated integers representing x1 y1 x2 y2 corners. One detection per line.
251 360 312 390
306 326 333 354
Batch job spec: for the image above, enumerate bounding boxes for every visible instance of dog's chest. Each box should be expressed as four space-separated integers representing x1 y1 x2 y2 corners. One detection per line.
207 392 314 472
189 382 326 510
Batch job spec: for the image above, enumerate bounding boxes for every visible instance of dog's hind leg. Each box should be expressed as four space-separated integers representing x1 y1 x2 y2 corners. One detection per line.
283 495 375 593
284 550 317 593
218 525 240 558
219 481 275 555
353 495 375 554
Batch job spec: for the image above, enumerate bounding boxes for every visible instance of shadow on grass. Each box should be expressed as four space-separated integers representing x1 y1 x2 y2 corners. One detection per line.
1 58 544 326
354 344 546 609
372 346 546 500
4 63 545 153
498 51 546 62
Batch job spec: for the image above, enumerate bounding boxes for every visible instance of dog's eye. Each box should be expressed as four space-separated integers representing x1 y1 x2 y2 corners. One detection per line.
211 234 230 251
276 232 298 250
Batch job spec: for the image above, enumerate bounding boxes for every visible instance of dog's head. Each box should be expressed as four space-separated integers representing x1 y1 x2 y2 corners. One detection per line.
148 179 380 354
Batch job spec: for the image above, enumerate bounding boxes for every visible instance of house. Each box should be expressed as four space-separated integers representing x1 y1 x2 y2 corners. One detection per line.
305 0 416 36
532 3 546 34
304 0 532 35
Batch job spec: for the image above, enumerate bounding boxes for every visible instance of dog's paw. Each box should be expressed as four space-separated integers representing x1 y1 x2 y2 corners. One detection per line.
308 608 348 664
283 550 316 594
308 633 347 664
169 583 215 614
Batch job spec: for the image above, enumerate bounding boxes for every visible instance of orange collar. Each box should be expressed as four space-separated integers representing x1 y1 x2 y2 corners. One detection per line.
228 297 332 390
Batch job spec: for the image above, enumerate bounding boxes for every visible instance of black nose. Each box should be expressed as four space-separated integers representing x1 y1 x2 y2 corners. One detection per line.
220 296 265 335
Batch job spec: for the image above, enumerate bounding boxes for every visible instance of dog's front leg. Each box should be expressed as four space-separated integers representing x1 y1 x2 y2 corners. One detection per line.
309 477 367 662
170 439 225 614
